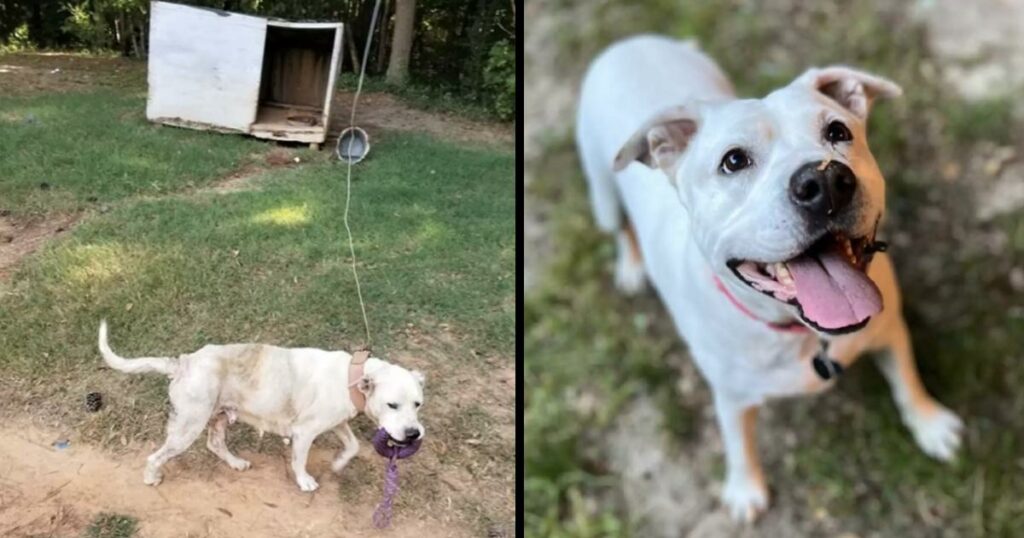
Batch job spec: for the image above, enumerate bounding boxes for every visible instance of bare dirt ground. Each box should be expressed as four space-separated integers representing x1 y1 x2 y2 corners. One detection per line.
330 90 514 148
0 419 471 538
0 53 145 96
0 213 79 280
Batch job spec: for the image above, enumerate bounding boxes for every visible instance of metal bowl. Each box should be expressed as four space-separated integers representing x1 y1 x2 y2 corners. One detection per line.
336 127 370 164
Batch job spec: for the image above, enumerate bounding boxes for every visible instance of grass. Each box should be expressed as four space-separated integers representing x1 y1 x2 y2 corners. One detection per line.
0 129 513 436
84 513 137 538
0 90 262 217
0 59 515 533
526 0 1024 536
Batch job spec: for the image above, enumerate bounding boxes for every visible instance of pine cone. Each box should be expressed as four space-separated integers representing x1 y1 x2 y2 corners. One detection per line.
85 392 103 412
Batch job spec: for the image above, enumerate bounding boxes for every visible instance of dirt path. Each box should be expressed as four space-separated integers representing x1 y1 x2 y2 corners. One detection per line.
330 90 514 148
0 213 79 280
0 420 474 538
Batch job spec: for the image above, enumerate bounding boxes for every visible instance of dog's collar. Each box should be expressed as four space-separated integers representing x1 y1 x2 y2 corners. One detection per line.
713 276 845 380
349 350 371 412
712 275 810 334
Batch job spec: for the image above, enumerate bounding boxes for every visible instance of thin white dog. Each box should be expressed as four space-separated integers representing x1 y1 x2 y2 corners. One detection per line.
576 35 963 522
98 320 425 492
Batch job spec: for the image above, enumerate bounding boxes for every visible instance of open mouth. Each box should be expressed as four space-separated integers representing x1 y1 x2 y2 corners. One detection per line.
727 232 884 334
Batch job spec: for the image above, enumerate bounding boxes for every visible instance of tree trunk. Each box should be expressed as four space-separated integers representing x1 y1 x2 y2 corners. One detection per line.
375 0 391 74
385 0 415 85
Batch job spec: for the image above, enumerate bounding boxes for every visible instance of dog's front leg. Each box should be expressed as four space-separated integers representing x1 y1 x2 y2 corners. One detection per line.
331 423 360 474
289 428 320 492
874 318 963 461
714 393 768 523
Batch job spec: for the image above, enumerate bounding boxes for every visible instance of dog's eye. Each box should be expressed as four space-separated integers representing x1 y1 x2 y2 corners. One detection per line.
414 401 421 408
387 403 398 410
825 120 852 143
719 148 752 174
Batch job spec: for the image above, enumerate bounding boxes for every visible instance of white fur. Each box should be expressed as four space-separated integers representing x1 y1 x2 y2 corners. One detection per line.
98 320 426 491
577 35 962 522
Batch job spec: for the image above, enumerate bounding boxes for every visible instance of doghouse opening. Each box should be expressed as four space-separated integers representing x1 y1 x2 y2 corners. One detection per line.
252 25 338 138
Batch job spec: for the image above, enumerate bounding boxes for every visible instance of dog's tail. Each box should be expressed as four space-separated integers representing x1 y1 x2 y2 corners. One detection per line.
98 320 177 377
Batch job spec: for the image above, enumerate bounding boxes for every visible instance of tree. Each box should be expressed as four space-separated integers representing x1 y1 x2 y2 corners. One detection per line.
385 0 415 85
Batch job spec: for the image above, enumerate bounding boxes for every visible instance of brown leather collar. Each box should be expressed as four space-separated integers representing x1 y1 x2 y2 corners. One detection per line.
348 350 371 412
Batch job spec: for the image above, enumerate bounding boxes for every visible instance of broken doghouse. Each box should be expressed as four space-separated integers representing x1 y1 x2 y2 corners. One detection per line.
146 1 344 148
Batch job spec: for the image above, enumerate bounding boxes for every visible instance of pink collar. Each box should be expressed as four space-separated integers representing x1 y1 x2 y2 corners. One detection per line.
713 276 810 334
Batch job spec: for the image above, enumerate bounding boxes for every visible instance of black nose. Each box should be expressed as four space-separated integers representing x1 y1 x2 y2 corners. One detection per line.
789 161 857 218
404 428 421 440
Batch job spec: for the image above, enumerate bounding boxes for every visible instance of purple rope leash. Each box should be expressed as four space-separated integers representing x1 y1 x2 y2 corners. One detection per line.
371 428 422 528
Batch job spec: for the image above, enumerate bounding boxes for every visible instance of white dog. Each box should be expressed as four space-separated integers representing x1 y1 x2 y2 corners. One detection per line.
576 35 963 522
98 320 425 492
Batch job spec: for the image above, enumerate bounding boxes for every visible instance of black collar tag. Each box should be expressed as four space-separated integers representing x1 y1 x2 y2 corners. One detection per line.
812 339 843 380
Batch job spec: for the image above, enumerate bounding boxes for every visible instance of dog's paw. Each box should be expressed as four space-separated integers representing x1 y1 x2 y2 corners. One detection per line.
721 475 768 524
614 254 646 295
143 468 163 486
295 474 320 492
907 404 963 462
229 458 251 471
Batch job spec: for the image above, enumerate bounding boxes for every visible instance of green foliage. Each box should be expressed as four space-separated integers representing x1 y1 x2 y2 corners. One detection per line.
85 513 138 538
0 23 32 52
62 3 109 51
484 40 515 121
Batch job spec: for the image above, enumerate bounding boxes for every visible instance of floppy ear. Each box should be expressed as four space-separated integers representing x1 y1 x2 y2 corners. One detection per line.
411 370 425 387
357 375 375 396
613 106 698 174
798 66 902 119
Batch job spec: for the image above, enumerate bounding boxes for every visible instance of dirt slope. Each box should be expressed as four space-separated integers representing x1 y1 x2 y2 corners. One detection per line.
0 420 473 538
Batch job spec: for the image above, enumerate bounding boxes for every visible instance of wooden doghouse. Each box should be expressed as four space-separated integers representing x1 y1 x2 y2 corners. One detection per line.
146 1 344 148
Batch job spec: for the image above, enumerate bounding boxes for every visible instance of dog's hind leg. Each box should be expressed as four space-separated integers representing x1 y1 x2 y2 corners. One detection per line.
206 412 251 471
144 407 210 485
330 423 360 474
874 317 963 462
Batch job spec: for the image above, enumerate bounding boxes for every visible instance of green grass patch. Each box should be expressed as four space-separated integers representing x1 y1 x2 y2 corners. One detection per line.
0 131 513 443
0 90 262 217
84 513 138 538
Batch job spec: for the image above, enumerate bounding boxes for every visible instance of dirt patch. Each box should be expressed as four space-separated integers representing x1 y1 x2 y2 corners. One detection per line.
200 148 307 195
0 419 476 538
0 213 80 280
331 90 514 148
0 53 145 96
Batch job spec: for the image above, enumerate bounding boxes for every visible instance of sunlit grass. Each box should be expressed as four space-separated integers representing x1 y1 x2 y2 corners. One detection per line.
251 204 311 227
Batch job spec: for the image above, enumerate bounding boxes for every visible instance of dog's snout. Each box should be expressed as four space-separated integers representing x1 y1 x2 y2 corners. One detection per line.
404 427 421 441
789 161 857 218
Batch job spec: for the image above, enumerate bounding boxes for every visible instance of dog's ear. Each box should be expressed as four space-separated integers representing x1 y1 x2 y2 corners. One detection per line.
411 370 425 387
613 106 698 174
357 376 374 396
798 66 902 119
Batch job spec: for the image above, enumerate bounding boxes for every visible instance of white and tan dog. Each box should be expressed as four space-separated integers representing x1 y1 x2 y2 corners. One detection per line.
576 35 962 522
98 320 425 492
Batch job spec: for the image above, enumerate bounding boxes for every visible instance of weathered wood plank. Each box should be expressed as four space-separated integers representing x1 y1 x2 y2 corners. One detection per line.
146 1 266 132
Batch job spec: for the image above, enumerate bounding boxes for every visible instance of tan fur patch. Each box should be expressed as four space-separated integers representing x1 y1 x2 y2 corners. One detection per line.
622 218 643 264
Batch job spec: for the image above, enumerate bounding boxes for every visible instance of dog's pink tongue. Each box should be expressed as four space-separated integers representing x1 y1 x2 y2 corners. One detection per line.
786 249 882 330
